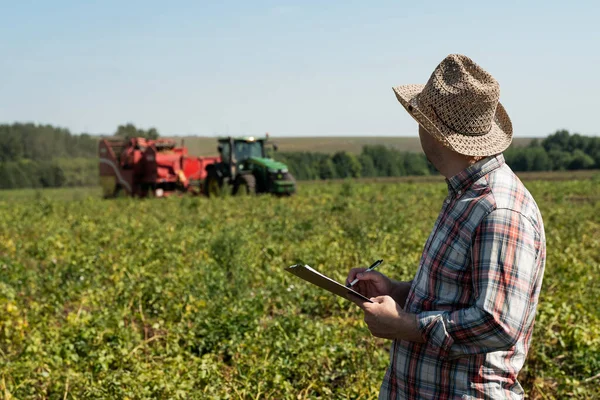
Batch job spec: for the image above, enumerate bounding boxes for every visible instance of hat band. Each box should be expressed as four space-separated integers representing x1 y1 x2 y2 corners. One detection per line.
428 104 493 137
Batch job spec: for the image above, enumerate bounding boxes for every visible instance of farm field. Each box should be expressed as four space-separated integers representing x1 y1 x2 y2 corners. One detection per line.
170 136 535 156
0 178 599 399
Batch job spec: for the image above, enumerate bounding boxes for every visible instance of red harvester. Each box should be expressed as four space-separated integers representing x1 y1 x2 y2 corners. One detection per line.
98 137 220 198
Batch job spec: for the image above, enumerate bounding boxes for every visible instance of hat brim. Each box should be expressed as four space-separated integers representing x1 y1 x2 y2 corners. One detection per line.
392 84 513 157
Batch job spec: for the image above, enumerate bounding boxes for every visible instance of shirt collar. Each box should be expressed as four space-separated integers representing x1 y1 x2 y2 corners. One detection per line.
446 154 505 194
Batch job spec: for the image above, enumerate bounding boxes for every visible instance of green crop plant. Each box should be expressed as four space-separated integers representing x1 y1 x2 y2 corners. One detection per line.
0 179 598 399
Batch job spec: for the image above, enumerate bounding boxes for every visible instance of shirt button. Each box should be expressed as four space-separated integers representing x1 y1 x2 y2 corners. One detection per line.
457 190 462 195
445 199 450 204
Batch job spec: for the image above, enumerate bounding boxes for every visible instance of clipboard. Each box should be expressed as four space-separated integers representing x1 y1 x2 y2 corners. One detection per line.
285 264 374 304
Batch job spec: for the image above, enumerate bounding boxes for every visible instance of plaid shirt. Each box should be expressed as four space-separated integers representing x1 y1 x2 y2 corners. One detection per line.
380 155 546 400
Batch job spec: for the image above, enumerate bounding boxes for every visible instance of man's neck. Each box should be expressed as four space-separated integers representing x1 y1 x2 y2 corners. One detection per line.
433 152 474 180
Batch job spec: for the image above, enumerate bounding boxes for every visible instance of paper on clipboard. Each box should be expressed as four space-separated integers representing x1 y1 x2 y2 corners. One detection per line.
285 264 374 304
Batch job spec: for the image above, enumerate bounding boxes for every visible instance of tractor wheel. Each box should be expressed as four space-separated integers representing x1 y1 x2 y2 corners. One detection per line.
280 172 296 197
204 175 223 197
283 172 296 184
233 174 256 196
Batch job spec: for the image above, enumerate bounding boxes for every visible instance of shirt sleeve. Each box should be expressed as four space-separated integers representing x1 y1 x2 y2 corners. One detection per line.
416 208 541 358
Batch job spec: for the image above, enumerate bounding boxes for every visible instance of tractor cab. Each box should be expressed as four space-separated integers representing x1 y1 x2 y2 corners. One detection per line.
204 136 296 196
219 137 265 171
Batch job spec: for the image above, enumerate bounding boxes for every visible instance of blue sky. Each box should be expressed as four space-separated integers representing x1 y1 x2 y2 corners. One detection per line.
1 0 599 137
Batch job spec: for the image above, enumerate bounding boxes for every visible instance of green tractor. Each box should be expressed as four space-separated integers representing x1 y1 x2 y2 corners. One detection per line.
204 136 296 197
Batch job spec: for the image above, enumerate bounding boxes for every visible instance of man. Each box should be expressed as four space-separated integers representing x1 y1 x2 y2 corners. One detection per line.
347 54 546 399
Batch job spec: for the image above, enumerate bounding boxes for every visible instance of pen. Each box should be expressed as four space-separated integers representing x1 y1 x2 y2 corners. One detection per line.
347 259 383 288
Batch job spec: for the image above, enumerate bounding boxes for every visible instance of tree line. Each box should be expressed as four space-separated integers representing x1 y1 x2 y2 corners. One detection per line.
274 146 435 180
275 130 600 180
503 130 600 171
0 123 598 190
0 123 159 189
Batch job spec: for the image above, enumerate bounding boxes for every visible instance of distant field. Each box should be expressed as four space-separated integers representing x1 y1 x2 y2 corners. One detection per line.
168 136 535 156
314 169 600 184
0 186 101 202
1 170 596 203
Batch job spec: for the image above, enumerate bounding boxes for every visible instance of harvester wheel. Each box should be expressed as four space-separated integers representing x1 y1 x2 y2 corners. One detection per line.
233 174 256 196
112 184 125 198
113 184 133 198
205 175 223 197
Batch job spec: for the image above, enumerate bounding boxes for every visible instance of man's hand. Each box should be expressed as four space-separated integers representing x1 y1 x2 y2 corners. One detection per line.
351 295 425 343
346 268 394 298
346 268 412 308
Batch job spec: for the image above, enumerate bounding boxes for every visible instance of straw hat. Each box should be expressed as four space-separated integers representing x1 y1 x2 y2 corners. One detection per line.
393 54 512 156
